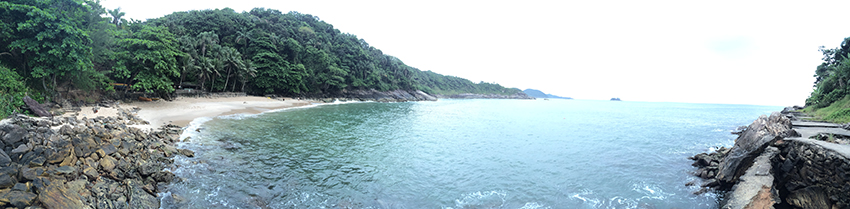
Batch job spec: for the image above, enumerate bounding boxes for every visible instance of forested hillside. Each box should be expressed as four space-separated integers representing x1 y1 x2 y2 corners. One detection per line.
0 0 522 117
804 37 850 122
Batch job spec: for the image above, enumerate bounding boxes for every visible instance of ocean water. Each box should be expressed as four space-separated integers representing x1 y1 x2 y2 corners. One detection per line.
161 99 780 209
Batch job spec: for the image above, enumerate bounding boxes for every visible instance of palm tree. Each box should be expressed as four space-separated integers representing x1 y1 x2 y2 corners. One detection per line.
108 8 125 27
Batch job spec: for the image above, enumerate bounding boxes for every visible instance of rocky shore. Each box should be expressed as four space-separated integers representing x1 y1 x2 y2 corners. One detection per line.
434 92 534 99
0 107 192 208
299 89 534 102
689 108 850 208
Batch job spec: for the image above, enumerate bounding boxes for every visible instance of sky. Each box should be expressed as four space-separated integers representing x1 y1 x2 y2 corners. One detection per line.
100 0 850 106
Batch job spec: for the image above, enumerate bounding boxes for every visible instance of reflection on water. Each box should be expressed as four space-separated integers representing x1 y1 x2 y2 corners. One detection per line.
162 100 778 208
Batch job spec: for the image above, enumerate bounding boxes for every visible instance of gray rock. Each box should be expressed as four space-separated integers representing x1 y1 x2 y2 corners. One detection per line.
0 149 11 167
126 179 159 209
55 166 76 175
717 112 792 184
6 190 38 208
0 174 16 189
2 125 26 146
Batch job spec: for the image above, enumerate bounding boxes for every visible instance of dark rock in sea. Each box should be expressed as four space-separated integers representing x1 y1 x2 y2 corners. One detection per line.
716 112 793 185
221 141 243 151
177 149 194 157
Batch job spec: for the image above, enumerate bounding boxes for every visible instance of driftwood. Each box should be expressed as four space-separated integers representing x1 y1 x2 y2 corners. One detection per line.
23 95 52 117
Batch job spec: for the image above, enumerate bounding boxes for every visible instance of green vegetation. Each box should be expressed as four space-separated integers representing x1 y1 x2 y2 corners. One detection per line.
0 1 521 118
802 95 850 123
805 37 850 122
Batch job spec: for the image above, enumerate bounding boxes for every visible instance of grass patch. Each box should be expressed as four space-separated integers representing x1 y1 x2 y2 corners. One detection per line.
806 95 850 123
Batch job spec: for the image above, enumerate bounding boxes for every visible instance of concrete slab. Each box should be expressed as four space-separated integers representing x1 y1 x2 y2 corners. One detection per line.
791 121 841 128
722 147 779 209
793 127 850 139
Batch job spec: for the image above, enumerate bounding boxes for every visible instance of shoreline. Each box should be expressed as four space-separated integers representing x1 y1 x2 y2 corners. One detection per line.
689 108 850 208
62 96 316 131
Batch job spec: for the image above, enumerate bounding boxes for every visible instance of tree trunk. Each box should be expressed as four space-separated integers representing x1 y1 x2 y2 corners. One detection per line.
224 66 231 92
210 73 216 92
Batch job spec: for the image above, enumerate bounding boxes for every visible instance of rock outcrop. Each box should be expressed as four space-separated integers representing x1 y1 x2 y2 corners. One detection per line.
0 108 190 208
435 92 534 99
690 109 850 209
716 112 795 185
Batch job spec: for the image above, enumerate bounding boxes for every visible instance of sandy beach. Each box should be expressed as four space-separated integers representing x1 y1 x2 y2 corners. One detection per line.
63 96 314 129
133 96 314 127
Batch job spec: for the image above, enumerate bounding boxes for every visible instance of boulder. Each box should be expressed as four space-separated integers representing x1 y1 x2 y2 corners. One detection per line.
22 95 52 117
2 125 25 146
5 190 37 208
177 149 194 157
126 179 159 209
36 179 85 209
716 112 793 184
0 150 11 167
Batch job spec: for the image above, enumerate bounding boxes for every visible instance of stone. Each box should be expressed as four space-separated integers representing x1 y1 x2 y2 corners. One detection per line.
0 175 16 189
0 150 11 167
12 183 29 192
23 95 52 117
177 149 194 157
80 167 97 181
101 144 117 156
717 112 793 184
59 149 77 167
10 144 29 155
138 163 159 176
151 171 175 183
787 186 831 209
5 190 37 208
126 179 159 209
99 155 117 173
2 125 26 146
46 143 72 164
37 180 85 209
28 156 45 167
19 167 42 181
55 166 76 175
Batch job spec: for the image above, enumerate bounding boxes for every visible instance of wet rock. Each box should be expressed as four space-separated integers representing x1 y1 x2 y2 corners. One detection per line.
176 149 194 157
151 171 175 183
137 163 159 176
126 179 159 209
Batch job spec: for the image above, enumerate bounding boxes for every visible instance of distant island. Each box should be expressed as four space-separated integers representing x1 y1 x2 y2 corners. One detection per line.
610 98 621 101
522 89 572 99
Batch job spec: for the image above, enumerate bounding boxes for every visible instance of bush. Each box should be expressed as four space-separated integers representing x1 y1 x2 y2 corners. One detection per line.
0 66 28 118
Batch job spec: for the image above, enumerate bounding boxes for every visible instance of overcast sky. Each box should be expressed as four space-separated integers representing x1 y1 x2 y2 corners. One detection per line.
100 0 850 106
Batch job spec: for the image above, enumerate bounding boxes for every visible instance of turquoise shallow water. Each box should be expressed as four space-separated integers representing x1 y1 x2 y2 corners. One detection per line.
162 99 780 208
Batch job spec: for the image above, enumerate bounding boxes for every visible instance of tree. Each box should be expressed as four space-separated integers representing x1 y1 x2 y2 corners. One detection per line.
114 23 183 95
0 0 99 101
